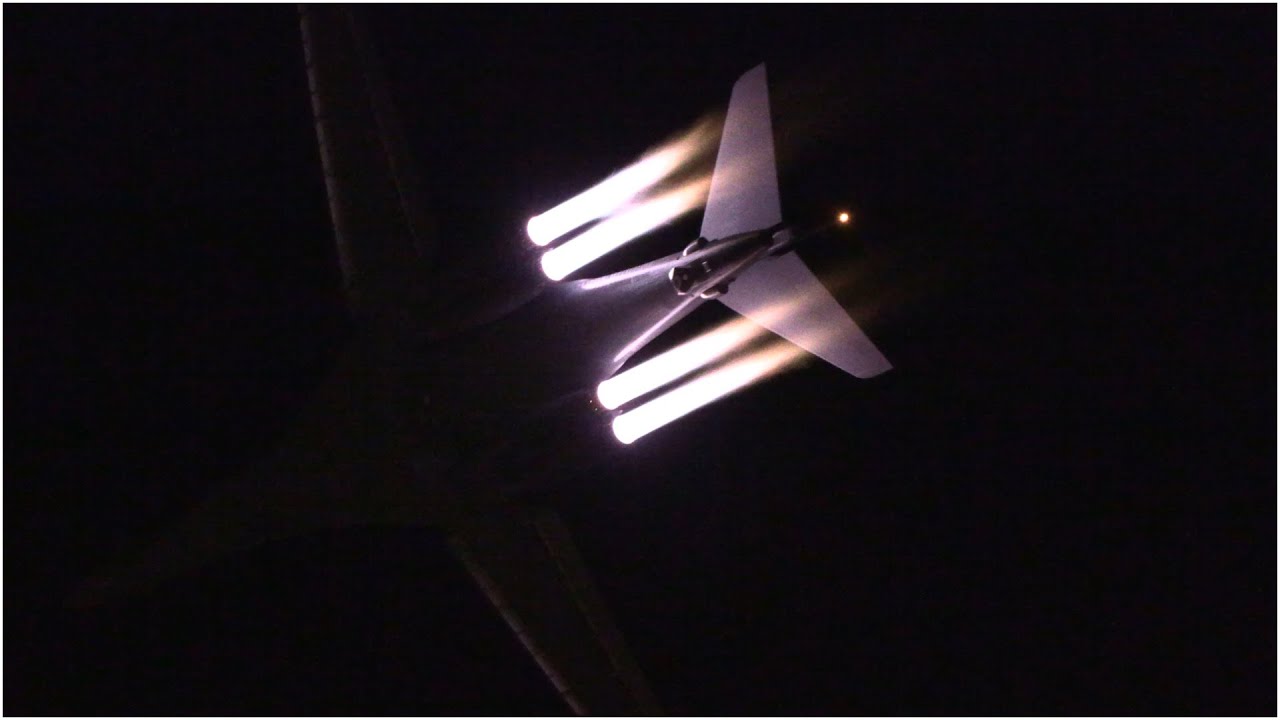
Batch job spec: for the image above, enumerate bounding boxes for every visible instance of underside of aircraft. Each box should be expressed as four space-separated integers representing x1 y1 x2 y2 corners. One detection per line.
72 5 893 715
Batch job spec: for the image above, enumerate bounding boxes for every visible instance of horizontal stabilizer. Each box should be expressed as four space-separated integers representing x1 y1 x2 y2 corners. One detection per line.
701 64 781 240
719 253 891 379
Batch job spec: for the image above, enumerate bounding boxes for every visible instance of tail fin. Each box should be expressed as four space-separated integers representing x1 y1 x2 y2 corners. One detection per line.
706 64 892 379
700 64 782 241
719 253 892 378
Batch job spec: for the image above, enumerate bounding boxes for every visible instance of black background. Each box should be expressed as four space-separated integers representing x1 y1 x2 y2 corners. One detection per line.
6 5 1275 715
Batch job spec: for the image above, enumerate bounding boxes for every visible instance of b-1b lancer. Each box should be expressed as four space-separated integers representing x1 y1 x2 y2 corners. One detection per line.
72 6 892 715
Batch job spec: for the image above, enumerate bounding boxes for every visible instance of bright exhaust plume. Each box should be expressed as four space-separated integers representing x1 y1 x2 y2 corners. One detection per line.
540 177 710 281
527 118 719 247
527 149 680 247
597 317 765 410
611 341 806 444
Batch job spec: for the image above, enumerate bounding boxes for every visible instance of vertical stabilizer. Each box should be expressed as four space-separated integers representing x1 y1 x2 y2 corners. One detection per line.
707 64 892 379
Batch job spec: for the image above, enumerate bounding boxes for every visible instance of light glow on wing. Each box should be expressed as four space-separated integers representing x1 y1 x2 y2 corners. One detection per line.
527 118 719 247
611 341 806 444
539 177 710 281
597 316 766 410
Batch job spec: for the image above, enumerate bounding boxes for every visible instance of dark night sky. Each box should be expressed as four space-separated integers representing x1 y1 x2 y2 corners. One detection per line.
6 4 1276 715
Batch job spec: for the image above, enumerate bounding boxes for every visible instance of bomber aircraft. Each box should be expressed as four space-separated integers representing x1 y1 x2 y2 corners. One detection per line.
72 6 892 715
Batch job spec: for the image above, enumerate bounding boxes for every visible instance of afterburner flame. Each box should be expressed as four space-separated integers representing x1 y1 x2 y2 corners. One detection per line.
539 176 710 281
597 316 766 410
611 341 806 444
527 118 719 247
